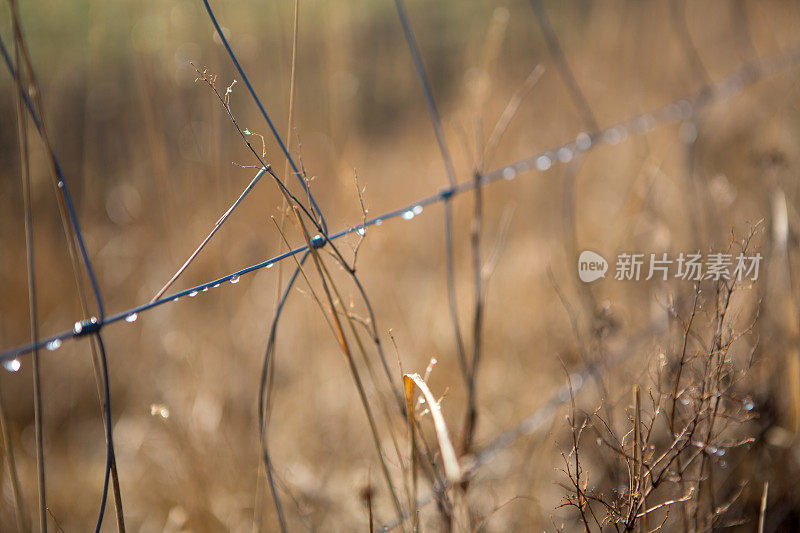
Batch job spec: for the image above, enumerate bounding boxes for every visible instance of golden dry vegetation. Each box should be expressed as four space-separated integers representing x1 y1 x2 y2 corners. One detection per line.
2 0 800 531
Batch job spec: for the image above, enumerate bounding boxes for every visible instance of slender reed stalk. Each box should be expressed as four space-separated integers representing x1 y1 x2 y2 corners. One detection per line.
292 208 407 531
0 384 27 532
1 9 126 530
10 8 46 529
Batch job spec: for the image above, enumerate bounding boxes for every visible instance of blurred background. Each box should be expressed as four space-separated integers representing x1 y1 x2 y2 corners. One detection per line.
2 0 800 530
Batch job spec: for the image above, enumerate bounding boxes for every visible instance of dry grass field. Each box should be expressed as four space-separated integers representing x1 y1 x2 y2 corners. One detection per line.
2 0 800 531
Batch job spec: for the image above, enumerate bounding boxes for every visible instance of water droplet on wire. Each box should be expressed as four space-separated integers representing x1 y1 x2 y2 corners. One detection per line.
412 205 423 216
189 290 199 297
3 359 21 373
575 132 592 151
46 339 62 351
502 167 516 180
557 147 573 163
357 226 366 236
535 155 552 171
230 276 240 284
743 397 755 411
636 114 656 131
402 210 415 221
604 127 624 145
125 313 138 323
150 403 170 419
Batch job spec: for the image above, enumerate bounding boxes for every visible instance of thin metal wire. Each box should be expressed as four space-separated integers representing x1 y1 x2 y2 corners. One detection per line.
393 0 470 446
1 40 799 364
0 30 122 533
393 0 458 188
530 0 599 133
257 253 308 533
200 0 327 234
1 9 792 533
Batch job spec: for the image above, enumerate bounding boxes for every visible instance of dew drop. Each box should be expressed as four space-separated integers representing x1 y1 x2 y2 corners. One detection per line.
3 359 21 373
230 276 240 284
46 339 62 351
412 205 423 216
375 219 383 226
557 147 573 163
213 283 221 288
575 132 592 151
189 290 199 297
636 114 656 131
125 313 138 323
150 403 170 419
681 397 690 406
502 167 516 180
535 155 552 171
402 210 415 221
357 226 366 236
604 128 622 145
743 397 755 411
202 287 209 292
266 263 274 269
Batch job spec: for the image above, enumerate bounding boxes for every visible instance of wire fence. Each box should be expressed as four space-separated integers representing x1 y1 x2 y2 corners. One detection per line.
2 1 800 530
2 39 798 363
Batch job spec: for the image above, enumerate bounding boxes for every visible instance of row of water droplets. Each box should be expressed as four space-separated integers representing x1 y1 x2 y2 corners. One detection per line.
497 97 697 183
402 204 424 221
1 97 701 363
117 200 424 336
2 337 63 371
122 261 281 325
